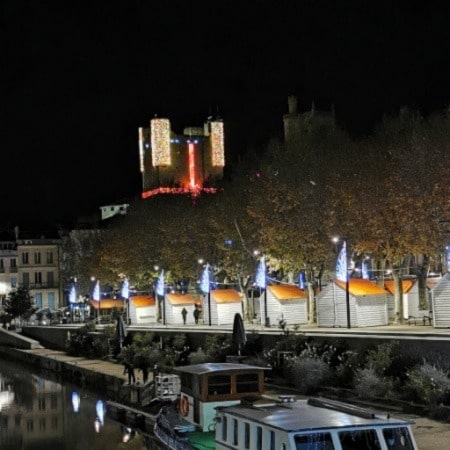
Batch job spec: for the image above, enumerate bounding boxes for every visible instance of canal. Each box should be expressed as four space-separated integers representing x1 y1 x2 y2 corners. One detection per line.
0 356 159 449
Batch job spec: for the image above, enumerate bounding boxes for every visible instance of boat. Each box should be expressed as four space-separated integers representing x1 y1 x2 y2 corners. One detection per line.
153 362 419 450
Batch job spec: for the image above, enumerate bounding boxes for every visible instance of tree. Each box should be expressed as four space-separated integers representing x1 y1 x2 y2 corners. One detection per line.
4 286 36 327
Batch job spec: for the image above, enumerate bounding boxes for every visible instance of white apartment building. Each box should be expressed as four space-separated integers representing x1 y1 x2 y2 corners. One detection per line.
0 231 18 306
15 233 63 310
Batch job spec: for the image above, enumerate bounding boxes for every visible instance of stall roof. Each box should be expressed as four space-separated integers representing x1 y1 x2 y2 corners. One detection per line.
166 293 197 305
333 279 387 296
210 289 242 303
130 295 155 307
268 285 308 300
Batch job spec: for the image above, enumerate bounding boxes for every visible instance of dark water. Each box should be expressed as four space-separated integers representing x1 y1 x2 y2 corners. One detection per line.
0 357 159 450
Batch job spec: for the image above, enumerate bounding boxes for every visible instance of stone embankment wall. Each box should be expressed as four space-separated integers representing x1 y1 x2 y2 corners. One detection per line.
0 345 128 402
0 327 42 349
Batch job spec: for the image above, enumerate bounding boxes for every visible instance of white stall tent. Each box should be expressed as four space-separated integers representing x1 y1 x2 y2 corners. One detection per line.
203 289 243 326
316 279 388 328
260 285 308 327
384 279 430 322
429 274 450 328
165 293 197 325
129 295 157 324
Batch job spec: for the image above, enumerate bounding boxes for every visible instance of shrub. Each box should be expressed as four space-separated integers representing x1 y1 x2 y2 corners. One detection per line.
404 361 450 405
353 367 395 400
188 347 211 364
285 356 331 394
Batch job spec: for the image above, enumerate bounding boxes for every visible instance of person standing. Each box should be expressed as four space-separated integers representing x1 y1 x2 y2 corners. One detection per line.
193 307 200 324
123 362 136 385
181 307 187 325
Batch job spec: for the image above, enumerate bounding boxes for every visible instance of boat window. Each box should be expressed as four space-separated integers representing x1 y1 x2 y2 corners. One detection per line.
232 418 238 446
208 375 231 395
244 422 250 448
269 429 275 450
222 416 227 441
294 432 334 449
236 373 259 393
338 429 381 450
383 427 415 449
256 426 263 450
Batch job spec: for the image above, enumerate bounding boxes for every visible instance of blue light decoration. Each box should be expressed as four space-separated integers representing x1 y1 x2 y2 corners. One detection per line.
121 277 129 299
298 271 306 289
336 241 348 282
71 391 80 413
156 270 165 297
96 400 105 425
93 280 100 301
255 256 266 289
200 264 210 294
69 284 76 304
362 261 369 280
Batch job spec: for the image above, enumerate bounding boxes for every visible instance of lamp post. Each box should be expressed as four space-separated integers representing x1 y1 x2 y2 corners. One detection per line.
333 237 351 329
92 278 101 324
120 277 130 326
200 262 211 326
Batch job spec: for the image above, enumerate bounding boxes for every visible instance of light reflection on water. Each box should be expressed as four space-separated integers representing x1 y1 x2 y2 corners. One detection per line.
0 357 157 449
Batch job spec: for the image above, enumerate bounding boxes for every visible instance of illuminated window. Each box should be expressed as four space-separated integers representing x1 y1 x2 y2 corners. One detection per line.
211 121 225 166
151 118 171 166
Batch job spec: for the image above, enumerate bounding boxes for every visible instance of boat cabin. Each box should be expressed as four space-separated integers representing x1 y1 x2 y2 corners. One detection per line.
215 396 418 450
174 363 268 432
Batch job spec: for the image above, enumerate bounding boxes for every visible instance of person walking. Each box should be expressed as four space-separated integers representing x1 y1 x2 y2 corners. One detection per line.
123 362 136 385
193 307 200 324
181 307 187 325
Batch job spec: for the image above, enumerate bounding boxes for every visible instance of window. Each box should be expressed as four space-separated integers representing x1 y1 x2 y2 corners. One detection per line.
46 252 53 264
236 373 259 393
208 375 231 395
244 422 250 449
0 259 3 269
222 416 227 441
338 429 381 450
48 293 55 310
22 252 29 264
23 272 30 286
27 419 34 431
38 397 46 410
256 426 262 450
35 293 42 309
295 432 334 449
39 418 46 431
51 416 58 429
10 258 16 268
35 272 42 284
269 429 275 450
47 271 54 287
11 277 17 288
232 418 238 446
34 252 41 264
383 427 415 450
15 414 21 427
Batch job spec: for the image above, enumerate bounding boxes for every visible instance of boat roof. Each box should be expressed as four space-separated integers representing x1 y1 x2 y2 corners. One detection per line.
174 362 268 375
217 397 414 433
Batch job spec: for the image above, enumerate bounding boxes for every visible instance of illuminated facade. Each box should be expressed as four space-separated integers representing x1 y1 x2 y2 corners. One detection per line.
139 116 225 198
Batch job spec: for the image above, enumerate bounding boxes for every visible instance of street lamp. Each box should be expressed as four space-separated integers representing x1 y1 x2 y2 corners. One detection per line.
333 237 351 329
200 262 211 326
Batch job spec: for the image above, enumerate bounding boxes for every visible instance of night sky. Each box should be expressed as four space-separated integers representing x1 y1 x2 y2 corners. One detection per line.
2 2 450 228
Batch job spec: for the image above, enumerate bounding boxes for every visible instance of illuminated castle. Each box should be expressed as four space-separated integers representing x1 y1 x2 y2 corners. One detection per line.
138 116 225 198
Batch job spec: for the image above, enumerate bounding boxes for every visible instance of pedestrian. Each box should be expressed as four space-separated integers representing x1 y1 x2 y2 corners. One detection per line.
181 307 187 325
123 362 136 385
193 307 200 324
141 365 149 383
